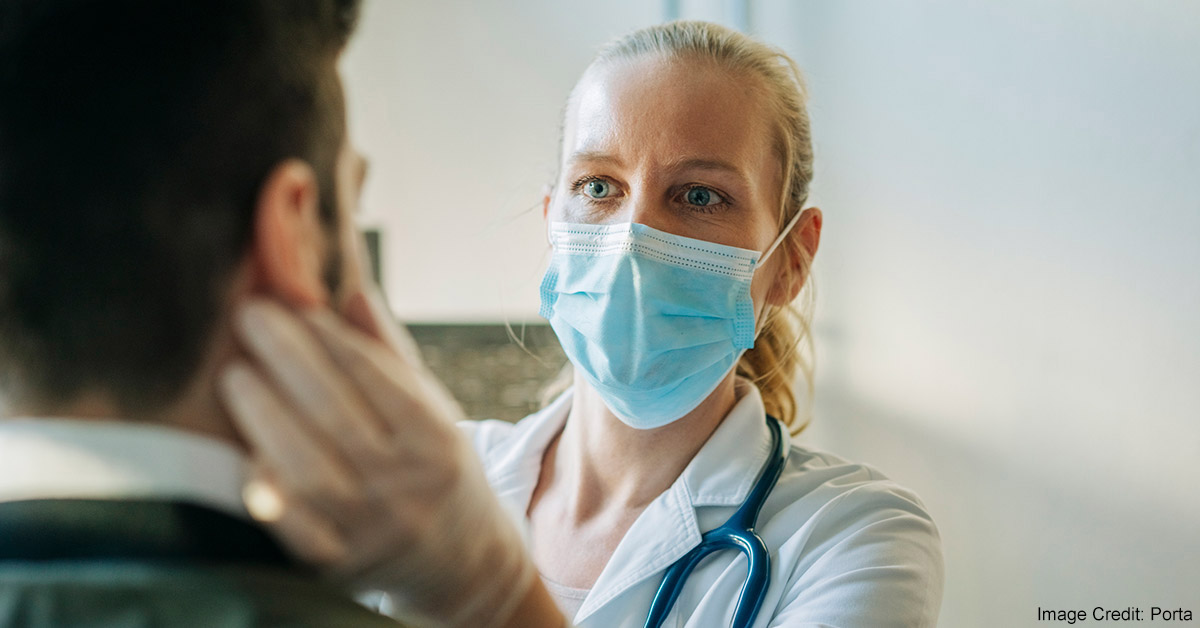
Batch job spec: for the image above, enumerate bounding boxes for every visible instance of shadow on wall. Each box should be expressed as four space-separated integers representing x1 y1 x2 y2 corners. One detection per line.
407 323 566 422
803 386 1200 628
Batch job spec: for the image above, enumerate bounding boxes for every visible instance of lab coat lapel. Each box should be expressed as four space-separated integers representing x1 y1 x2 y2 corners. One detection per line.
476 391 574 520
573 480 701 624
574 381 778 625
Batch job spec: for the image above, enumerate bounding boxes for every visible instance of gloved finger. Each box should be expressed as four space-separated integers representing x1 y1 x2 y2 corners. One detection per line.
219 361 365 516
235 298 393 459
241 464 348 568
324 512 423 585
302 306 466 437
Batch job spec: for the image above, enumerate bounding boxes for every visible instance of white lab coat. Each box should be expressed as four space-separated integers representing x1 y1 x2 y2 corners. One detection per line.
460 381 944 627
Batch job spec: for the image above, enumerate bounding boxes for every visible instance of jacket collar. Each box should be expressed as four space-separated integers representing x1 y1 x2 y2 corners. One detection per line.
0 418 249 518
0 499 296 568
479 378 781 623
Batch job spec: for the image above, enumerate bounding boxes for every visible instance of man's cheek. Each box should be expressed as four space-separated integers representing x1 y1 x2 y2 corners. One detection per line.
329 227 368 312
337 290 385 343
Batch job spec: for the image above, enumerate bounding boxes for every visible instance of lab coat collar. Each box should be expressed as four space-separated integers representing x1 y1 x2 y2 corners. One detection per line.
480 378 780 624
679 378 779 508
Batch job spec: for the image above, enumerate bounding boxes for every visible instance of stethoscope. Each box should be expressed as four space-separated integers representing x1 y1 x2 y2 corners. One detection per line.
643 413 788 628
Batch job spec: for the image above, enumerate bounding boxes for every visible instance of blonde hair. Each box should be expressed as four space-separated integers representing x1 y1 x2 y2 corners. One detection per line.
547 21 817 434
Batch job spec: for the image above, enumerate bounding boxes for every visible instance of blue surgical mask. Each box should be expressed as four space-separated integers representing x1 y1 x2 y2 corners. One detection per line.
539 214 801 429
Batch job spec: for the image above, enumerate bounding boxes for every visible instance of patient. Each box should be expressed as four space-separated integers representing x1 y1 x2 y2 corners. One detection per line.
0 1 401 625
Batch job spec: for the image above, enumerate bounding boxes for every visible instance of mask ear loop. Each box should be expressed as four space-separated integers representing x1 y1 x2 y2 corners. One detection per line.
752 209 807 340
759 208 806 266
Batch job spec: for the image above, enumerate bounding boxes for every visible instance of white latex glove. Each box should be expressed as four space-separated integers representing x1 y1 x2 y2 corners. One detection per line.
218 291 538 628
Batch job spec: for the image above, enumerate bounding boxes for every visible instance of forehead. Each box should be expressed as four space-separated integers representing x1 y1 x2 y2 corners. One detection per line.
564 55 776 172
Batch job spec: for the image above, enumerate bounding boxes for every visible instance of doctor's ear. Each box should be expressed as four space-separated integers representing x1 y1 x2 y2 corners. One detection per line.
251 159 331 308
766 207 822 306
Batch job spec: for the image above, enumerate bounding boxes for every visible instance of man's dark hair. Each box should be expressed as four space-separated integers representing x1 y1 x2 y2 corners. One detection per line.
0 0 361 416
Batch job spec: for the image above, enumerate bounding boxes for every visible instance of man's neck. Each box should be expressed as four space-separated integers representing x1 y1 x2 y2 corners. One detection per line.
4 395 244 453
0 335 248 452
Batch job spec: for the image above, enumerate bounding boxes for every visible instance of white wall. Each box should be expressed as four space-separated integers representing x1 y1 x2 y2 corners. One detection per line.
341 1 1199 625
340 0 659 322
757 1 1200 626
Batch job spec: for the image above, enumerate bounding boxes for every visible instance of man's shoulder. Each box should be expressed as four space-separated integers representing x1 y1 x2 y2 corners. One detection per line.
0 562 403 627
0 498 407 627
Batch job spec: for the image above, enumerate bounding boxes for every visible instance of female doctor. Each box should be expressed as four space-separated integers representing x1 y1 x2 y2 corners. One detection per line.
222 20 944 628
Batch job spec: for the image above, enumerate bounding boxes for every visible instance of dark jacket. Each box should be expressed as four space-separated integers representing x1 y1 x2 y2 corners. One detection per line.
0 499 404 627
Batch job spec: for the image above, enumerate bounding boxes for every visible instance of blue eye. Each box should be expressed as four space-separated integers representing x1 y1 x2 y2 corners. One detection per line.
685 186 722 207
583 179 612 199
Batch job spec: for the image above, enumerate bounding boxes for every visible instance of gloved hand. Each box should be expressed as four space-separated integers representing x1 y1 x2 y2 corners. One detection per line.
218 290 548 628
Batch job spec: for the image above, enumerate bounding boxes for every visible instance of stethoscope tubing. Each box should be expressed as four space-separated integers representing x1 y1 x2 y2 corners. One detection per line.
644 414 788 628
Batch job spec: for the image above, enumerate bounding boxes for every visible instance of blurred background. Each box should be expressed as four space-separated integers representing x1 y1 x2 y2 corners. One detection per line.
340 1 1199 626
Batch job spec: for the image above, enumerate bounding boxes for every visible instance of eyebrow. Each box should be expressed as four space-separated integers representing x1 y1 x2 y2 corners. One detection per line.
566 150 624 169
567 151 749 182
665 157 754 193
668 157 746 178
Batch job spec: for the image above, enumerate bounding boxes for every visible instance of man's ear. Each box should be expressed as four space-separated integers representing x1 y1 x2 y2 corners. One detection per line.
252 159 330 307
766 207 823 306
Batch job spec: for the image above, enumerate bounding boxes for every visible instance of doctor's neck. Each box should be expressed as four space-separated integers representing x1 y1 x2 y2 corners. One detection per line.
550 374 740 515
